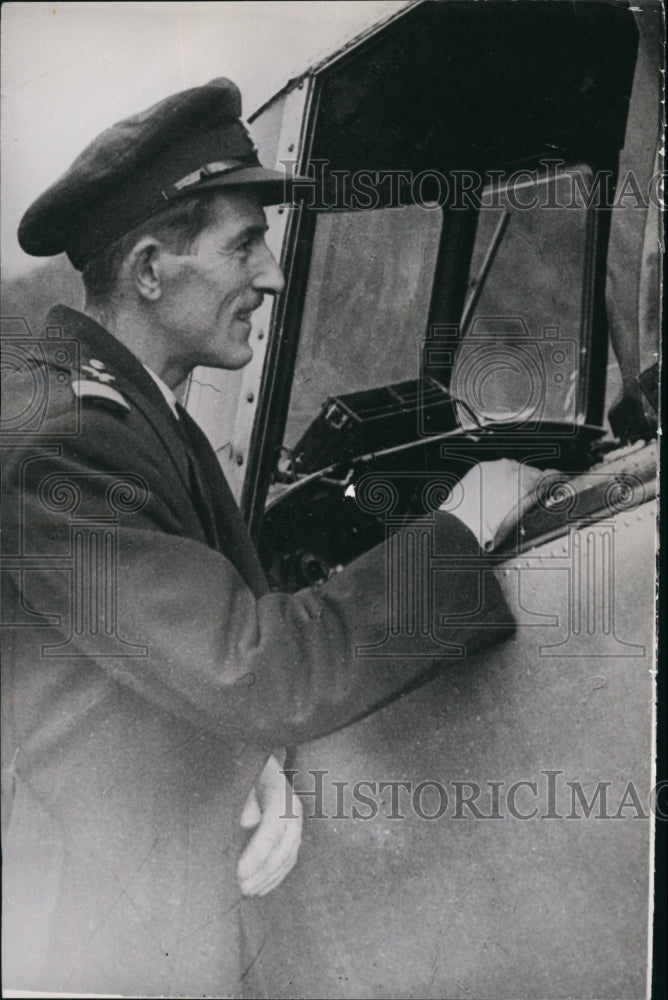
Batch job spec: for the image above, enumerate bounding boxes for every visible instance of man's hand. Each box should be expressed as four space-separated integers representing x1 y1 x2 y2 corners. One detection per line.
237 753 303 897
445 458 548 550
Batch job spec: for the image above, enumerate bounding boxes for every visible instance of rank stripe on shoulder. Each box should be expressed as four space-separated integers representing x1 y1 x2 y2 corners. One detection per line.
71 379 131 410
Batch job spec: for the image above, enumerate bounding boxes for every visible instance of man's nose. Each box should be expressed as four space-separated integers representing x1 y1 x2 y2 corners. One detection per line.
253 243 285 296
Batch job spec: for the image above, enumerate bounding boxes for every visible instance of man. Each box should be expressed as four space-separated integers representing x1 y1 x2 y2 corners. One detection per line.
2 78 533 997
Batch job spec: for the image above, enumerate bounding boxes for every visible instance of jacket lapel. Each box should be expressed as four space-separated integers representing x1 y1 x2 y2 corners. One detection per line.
176 404 269 597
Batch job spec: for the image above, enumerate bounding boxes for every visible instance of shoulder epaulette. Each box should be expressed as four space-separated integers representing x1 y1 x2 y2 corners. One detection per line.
71 379 131 411
71 358 130 412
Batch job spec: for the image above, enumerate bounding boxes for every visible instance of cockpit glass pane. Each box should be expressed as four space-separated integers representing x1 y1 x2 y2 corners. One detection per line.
282 206 442 451
452 167 594 428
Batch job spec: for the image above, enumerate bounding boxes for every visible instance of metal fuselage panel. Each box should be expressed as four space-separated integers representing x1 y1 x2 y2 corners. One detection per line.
249 500 656 999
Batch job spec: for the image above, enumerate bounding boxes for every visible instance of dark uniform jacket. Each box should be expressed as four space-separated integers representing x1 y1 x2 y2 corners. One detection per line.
1 305 514 997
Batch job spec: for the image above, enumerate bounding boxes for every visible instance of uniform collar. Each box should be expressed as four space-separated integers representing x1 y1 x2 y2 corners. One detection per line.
47 304 180 422
46 303 195 503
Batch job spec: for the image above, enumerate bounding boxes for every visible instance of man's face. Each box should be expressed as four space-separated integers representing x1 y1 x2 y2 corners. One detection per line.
158 189 284 371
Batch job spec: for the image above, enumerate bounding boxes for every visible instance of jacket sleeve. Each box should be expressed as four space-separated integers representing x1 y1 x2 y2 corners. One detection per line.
3 403 515 748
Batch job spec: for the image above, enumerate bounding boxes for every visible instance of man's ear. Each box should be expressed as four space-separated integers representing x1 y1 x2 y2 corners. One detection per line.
126 237 164 301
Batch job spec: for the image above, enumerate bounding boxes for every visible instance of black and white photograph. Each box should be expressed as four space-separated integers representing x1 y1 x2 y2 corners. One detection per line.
1 1 663 997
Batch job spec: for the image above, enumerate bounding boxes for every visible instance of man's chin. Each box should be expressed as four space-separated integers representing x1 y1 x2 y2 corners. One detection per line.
207 347 254 371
